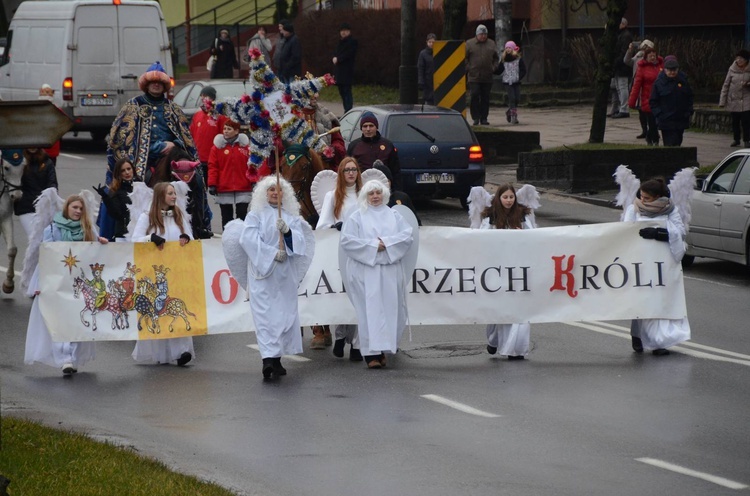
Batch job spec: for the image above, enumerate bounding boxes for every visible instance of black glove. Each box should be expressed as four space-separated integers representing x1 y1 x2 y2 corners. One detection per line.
150 233 166 247
208 186 217 196
333 221 343 231
93 183 107 199
639 227 670 242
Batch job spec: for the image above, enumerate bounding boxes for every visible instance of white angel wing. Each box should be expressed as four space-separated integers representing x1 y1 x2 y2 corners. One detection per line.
466 186 492 229
78 189 100 231
668 167 697 227
291 219 316 283
221 219 248 291
125 182 153 240
20 187 64 294
613 165 641 220
516 184 541 229
361 168 389 187
171 180 192 228
310 169 338 214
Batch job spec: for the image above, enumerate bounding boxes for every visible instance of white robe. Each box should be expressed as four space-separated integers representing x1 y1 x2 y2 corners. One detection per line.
316 186 359 346
130 212 196 364
480 216 534 357
623 204 691 350
240 205 308 358
340 204 413 356
24 224 96 369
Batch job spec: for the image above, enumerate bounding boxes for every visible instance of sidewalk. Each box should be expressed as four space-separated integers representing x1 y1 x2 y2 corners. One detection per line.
320 98 731 203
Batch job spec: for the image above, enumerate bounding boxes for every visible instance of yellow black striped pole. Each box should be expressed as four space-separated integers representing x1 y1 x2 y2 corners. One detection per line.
433 40 466 116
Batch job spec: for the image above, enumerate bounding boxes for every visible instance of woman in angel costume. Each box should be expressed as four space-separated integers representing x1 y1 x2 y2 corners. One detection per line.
239 176 314 380
130 182 195 366
616 166 693 355
24 192 109 375
340 180 414 369
468 183 540 360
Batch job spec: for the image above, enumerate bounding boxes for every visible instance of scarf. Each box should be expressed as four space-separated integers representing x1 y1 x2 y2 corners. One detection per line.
634 196 674 218
53 211 84 241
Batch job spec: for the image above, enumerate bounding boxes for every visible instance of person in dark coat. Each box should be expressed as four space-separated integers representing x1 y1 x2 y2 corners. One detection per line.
14 148 58 241
610 18 633 118
417 33 436 105
346 112 401 189
649 55 694 147
333 23 358 112
276 20 302 84
95 158 134 241
210 29 239 79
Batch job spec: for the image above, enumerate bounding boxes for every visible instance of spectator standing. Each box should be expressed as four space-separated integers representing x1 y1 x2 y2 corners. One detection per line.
418 33 436 105
208 120 255 230
610 18 633 119
95 158 134 241
14 148 58 241
624 39 655 138
649 55 694 147
275 20 302 84
719 49 750 147
496 40 526 125
190 85 226 190
465 24 499 126
210 29 239 79
333 22 358 113
243 26 272 66
628 47 664 146
346 112 401 189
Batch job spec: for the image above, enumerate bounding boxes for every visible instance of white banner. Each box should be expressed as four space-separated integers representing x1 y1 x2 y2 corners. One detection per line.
38 221 686 342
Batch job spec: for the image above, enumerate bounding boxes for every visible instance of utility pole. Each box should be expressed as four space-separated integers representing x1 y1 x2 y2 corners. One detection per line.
399 0 417 104
494 0 512 51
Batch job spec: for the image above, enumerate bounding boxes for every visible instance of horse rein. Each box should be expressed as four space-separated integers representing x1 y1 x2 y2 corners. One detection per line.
0 159 23 200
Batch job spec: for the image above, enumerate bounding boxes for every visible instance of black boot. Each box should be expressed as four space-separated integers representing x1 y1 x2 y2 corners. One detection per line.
349 347 363 362
262 358 274 379
333 338 346 358
273 357 287 376
486 345 497 355
631 336 643 353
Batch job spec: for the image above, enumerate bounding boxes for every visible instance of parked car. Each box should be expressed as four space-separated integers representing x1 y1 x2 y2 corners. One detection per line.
173 79 249 118
339 105 485 207
685 149 750 266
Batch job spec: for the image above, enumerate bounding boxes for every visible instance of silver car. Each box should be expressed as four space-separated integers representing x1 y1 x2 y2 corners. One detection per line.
685 150 750 266
172 79 249 119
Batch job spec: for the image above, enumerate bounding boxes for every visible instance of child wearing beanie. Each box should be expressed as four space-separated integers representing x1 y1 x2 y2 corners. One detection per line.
496 40 526 124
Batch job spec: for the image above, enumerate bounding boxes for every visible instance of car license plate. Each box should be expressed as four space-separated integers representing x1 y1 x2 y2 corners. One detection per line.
416 173 455 184
81 97 114 106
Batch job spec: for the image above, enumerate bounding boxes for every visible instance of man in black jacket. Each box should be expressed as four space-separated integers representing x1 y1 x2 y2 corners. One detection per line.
275 20 302 84
346 112 401 189
333 23 358 112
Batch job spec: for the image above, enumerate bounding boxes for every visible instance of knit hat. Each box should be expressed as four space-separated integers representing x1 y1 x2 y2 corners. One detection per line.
340 22 351 30
280 19 294 33
640 39 654 50
199 85 217 100
504 40 519 51
426 33 437 41
476 25 488 35
360 111 378 129
664 55 679 69
737 49 750 62
138 61 171 93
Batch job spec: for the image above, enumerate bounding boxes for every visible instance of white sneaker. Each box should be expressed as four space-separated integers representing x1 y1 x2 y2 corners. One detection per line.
62 363 77 375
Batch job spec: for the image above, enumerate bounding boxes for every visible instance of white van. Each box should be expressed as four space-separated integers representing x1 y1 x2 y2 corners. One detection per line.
0 0 173 141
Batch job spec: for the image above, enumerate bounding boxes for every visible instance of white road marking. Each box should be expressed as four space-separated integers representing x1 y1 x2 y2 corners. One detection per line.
684 275 738 288
0 265 7 273
636 458 748 490
59 153 85 160
568 321 750 366
420 394 501 418
245 344 310 362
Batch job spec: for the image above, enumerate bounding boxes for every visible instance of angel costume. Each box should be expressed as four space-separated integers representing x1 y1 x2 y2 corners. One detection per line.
623 201 691 350
340 195 413 362
24 213 96 371
240 177 311 361
130 210 195 364
317 185 360 353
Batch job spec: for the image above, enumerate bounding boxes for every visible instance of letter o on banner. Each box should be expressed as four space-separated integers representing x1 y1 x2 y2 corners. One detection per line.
212 269 239 304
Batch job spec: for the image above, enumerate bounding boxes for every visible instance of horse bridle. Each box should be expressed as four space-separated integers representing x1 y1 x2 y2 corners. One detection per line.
280 158 316 217
0 159 23 200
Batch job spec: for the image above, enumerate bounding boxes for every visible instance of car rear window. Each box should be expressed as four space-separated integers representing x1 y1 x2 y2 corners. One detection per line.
216 83 249 101
386 114 473 143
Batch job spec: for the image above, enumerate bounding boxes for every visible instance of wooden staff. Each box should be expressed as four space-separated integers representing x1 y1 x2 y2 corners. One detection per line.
275 146 285 251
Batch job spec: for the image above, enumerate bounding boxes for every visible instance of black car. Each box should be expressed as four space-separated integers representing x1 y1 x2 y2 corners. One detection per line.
339 105 485 207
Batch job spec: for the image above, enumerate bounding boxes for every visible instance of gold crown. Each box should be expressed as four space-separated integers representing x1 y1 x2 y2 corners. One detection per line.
90 263 105 272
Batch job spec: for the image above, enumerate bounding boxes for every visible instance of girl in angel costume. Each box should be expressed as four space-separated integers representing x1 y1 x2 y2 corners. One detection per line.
615 166 694 355
340 180 414 369
315 157 364 361
467 183 540 360
24 192 109 375
130 182 195 366
235 176 314 380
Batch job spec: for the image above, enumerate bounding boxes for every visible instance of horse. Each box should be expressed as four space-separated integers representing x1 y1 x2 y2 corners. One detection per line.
136 275 196 333
72 275 104 331
0 153 24 293
278 148 327 226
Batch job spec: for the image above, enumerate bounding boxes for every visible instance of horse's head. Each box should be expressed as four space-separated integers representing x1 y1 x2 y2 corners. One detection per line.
72 276 83 298
1 152 24 202
278 145 326 224
137 277 154 295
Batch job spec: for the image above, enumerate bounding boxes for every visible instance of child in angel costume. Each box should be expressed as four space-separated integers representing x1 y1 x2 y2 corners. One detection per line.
467 183 540 360
615 165 694 355
340 180 415 369
23 191 108 375
129 181 195 366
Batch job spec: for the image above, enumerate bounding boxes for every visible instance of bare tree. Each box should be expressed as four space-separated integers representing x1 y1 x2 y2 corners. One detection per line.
588 0 628 143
